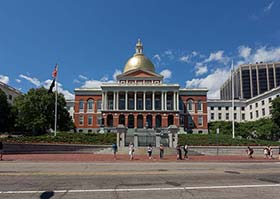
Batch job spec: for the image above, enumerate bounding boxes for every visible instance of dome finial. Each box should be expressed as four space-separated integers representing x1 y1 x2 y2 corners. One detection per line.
135 39 143 54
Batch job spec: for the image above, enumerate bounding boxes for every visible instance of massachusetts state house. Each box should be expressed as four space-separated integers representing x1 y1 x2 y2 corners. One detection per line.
74 40 208 134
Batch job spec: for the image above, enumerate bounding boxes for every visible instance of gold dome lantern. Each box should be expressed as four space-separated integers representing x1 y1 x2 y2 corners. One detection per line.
123 39 155 73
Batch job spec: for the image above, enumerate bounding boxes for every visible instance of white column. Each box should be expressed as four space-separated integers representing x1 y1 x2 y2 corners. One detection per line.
134 92 137 110
116 91 119 110
102 92 105 110
164 92 167 111
125 91 128 111
176 92 179 111
113 91 116 110
143 91 146 110
105 91 108 110
152 91 155 111
173 92 176 110
161 92 164 110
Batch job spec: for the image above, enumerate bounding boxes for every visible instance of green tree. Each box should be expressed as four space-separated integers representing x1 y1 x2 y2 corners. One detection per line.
0 89 11 132
271 97 280 128
14 87 73 135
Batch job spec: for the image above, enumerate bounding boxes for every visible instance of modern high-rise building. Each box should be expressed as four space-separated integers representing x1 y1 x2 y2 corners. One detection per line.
220 62 280 100
74 40 208 133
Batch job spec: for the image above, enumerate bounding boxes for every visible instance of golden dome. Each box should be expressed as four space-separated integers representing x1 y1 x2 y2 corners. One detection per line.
123 39 155 73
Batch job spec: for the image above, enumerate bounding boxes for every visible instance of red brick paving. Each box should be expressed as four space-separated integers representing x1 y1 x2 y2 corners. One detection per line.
1 154 279 162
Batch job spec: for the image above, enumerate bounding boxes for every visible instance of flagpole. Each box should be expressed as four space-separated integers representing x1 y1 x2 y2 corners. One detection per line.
231 60 235 139
54 64 58 137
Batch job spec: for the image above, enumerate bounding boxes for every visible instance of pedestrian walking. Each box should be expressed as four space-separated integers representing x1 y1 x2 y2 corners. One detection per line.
268 146 273 159
147 144 153 160
0 141 3 161
128 142 135 160
159 144 164 160
112 143 118 160
247 146 254 159
264 146 269 159
176 144 182 160
183 144 189 159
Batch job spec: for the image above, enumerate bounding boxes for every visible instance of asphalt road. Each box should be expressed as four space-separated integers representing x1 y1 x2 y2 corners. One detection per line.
0 161 279 199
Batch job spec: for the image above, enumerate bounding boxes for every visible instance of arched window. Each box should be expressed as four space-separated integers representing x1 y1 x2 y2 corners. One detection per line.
79 100 84 112
107 114 113 127
146 115 153 128
156 115 162 128
119 114 125 125
197 100 202 111
137 115 143 128
87 99 94 112
168 115 174 126
187 99 193 112
128 114 134 128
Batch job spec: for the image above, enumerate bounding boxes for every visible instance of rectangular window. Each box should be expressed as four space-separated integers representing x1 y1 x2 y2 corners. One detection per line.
188 115 194 127
262 108 265 116
137 98 143 110
97 116 102 126
211 113 214 120
218 113 222 120
225 107 229 111
211 107 214 110
255 103 258 108
269 98 272 102
97 100 102 112
79 115 84 125
242 113 245 120
198 116 203 126
234 106 237 110
79 101 84 112
250 105 252 110
234 113 237 120
197 101 202 111
218 107 221 110
250 112 253 119
256 110 259 118
146 98 152 110
261 100 265 106
88 115 93 126
226 113 229 120
108 100 113 110
155 98 161 110
241 107 245 111
128 98 134 110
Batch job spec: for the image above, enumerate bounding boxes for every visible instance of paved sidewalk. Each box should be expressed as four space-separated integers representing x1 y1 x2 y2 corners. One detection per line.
1 153 280 162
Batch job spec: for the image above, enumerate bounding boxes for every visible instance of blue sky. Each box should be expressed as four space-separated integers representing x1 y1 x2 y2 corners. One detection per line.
0 0 280 99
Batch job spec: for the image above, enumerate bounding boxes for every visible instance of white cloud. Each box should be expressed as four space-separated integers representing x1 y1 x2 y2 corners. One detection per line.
264 1 274 12
73 79 80 84
0 75 9 84
164 50 174 60
82 80 103 88
113 69 122 81
238 46 251 59
195 65 208 76
160 69 172 80
19 74 41 87
186 68 230 99
250 46 280 63
43 79 74 100
204 50 228 64
78 75 88 80
15 79 21 83
153 54 161 62
179 55 189 63
192 51 199 56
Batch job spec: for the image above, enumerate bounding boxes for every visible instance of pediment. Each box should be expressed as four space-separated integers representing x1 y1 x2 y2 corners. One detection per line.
117 69 163 79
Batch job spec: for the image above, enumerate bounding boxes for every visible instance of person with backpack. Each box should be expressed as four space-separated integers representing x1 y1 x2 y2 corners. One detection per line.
159 144 164 160
247 146 254 159
183 144 189 160
112 143 118 160
147 144 153 160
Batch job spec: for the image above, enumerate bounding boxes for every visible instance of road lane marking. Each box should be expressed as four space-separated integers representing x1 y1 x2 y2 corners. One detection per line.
1 184 280 194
